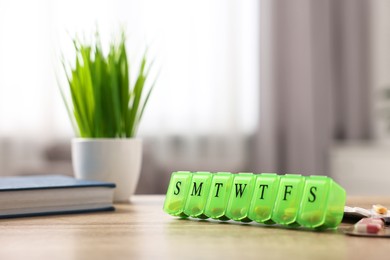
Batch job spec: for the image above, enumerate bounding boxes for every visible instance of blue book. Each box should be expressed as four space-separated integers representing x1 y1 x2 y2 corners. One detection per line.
0 175 115 218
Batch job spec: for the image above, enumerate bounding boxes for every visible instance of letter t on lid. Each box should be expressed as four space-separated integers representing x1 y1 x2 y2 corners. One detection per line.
248 173 281 224
204 172 234 220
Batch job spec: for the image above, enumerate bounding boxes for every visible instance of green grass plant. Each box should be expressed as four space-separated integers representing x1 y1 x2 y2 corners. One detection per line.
60 32 154 138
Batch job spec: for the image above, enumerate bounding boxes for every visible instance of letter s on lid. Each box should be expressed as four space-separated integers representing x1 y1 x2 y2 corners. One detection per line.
163 171 193 217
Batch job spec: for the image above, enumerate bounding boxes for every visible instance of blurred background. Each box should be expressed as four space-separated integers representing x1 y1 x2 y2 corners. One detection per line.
0 0 389 195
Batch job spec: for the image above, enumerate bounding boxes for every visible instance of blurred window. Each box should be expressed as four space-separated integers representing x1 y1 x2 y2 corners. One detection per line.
0 0 259 175
0 0 259 139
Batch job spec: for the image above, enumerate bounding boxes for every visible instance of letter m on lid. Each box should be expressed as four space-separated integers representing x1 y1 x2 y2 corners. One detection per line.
191 182 204 196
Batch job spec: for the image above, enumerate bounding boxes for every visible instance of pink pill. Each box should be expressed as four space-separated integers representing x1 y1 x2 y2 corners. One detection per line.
354 218 384 234
366 223 382 233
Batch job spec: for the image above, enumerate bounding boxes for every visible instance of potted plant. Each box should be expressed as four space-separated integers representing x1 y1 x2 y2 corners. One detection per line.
59 32 155 202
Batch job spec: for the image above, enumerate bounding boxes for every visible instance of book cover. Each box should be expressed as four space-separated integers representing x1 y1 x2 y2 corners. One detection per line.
0 175 116 218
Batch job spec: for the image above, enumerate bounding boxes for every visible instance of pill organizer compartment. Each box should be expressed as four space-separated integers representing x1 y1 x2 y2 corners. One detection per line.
163 171 193 217
248 173 281 224
183 172 213 218
270 174 306 226
297 176 330 228
204 172 233 220
225 173 256 222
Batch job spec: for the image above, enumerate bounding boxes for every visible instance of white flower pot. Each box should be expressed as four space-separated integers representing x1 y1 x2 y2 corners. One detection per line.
71 138 142 202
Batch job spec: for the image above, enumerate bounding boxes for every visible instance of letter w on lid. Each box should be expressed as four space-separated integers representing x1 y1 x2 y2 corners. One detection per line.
235 183 247 198
225 173 256 222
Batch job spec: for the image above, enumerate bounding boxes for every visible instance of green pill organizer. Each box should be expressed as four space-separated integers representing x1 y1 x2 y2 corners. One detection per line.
163 171 346 229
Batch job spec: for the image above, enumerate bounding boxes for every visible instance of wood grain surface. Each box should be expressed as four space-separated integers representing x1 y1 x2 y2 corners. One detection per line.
0 195 388 260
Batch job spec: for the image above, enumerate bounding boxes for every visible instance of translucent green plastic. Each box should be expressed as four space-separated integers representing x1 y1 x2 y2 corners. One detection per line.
204 172 233 220
225 173 256 222
183 172 213 218
163 171 193 217
248 173 280 224
295 175 346 229
163 172 346 230
272 174 305 226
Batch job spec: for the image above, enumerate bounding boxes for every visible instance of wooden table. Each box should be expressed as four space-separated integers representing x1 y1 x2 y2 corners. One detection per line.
0 196 389 260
